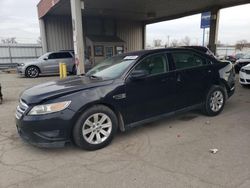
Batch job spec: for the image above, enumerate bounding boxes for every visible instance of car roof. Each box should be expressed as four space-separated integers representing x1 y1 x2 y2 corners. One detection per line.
122 46 212 57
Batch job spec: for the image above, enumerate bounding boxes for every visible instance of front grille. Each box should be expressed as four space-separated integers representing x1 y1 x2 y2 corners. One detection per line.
16 100 29 119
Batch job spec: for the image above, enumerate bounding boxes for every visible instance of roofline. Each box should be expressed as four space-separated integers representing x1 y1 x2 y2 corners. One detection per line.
37 0 61 19
146 0 250 24
37 0 250 22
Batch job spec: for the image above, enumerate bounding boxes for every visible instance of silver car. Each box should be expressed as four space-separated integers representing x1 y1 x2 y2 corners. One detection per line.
17 51 75 78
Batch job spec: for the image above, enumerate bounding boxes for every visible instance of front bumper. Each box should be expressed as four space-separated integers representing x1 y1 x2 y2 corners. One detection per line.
16 109 76 148
16 66 25 75
239 72 250 85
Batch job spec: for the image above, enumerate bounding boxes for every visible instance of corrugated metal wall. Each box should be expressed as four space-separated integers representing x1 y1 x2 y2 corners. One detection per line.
44 16 144 53
45 16 73 51
117 21 144 52
0 44 42 64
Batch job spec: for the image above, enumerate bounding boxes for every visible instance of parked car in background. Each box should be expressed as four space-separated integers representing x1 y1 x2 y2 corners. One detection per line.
234 54 250 73
225 55 237 63
16 47 235 150
239 64 250 86
235 53 245 60
17 50 75 78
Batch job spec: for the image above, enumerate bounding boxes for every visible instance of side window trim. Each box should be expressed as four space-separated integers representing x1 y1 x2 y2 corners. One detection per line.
48 52 73 59
170 50 208 71
131 53 169 77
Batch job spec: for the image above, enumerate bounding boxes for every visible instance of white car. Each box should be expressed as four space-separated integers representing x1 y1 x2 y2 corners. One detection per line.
239 64 250 86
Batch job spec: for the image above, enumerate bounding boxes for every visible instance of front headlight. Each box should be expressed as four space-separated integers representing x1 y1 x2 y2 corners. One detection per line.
28 101 71 115
19 63 25 67
240 68 246 73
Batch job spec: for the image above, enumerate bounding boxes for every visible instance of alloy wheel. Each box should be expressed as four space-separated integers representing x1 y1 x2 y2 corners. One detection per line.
209 90 224 112
27 67 39 78
82 113 112 145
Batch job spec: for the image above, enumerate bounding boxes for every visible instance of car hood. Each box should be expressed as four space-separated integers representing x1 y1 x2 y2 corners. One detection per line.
236 59 250 63
242 63 250 70
19 60 40 66
21 76 114 104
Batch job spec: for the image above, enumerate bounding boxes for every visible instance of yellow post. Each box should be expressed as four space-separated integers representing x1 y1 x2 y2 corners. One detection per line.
59 63 63 79
62 63 67 78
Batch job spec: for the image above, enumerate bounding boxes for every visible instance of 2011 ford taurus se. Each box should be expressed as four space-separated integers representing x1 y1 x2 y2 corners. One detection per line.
16 47 235 150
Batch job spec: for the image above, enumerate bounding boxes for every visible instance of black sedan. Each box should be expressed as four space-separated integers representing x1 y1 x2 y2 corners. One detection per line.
16 47 235 150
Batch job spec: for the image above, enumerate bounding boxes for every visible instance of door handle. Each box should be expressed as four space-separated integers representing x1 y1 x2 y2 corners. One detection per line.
208 70 212 73
177 74 181 82
161 78 167 82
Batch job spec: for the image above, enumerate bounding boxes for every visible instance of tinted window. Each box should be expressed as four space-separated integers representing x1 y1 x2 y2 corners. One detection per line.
48 52 72 59
172 52 206 70
135 54 168 76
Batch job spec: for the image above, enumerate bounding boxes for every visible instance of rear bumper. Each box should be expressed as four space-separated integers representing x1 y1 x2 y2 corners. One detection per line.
227 86 235 98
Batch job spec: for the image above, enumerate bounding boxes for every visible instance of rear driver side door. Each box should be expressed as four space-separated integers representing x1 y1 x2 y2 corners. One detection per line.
170 51 214 109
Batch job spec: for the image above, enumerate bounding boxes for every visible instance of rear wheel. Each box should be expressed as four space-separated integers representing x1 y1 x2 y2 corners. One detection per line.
203 86 226 116
73 105 118 150
25 66 39 78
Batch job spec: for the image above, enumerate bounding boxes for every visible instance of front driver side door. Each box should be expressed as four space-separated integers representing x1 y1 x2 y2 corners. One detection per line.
125 53 176 124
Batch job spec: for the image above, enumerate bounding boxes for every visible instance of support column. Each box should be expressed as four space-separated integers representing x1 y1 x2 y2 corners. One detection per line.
142 23 146 49
39 19 48 53
208 8 220 55
70 0 85 75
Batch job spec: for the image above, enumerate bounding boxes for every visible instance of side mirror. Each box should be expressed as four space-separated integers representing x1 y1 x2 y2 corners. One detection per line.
130 70 149 80
43 57 48 61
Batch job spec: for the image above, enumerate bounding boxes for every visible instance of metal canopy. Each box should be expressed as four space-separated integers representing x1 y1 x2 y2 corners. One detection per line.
42 0 250 23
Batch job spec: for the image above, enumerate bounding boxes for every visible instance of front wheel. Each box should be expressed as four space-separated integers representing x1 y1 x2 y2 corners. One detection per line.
25 66 39 78
203 86 226 116
73 105 118 150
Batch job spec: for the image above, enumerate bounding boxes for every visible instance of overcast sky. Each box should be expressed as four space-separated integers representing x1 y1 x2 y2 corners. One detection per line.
147 4 250 46
0 1 249 45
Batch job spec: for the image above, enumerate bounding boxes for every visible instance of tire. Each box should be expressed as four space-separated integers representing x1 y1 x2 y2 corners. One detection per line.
203 85 226 116
73 105 118 150
25 66 39 78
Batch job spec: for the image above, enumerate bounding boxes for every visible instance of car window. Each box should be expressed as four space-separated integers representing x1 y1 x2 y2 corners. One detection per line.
172 52 206 70
134 54 168 76
243 54 250 59
86 55 137 79
48 52 72 59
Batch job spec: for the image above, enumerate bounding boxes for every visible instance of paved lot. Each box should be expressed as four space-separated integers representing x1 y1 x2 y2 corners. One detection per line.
0 73 250 188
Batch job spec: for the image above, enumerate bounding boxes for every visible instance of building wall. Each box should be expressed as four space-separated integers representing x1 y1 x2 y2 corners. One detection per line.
117 20 144 52
43 16 144 53
44 16 73 51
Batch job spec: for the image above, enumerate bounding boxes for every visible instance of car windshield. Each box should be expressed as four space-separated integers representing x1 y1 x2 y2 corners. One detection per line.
38 53 51 60
86 55 139 79
242 54 250 59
